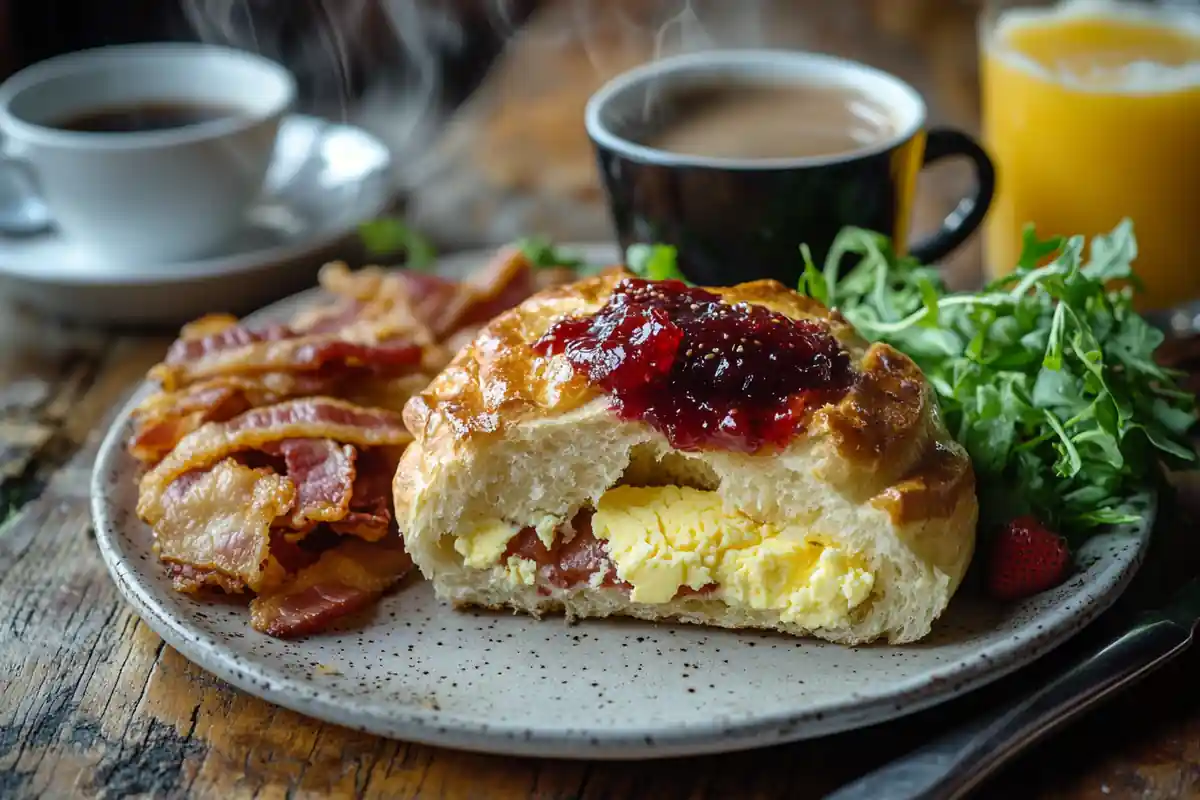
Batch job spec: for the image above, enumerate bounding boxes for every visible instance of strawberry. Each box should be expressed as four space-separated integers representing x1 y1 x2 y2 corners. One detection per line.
986 516 1071 601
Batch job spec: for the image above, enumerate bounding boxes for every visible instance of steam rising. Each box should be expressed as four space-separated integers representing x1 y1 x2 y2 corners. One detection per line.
181 0 465 183
181 1 779 205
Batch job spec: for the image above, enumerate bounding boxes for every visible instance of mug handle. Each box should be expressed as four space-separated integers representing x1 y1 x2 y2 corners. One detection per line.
908 127 996 265
0 139 52 237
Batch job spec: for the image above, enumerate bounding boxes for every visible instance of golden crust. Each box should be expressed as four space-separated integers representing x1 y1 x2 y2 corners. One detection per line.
403 270 970 522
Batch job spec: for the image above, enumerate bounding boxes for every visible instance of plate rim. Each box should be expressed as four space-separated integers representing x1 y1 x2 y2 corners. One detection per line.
89 244 1154 759
0 114 394 288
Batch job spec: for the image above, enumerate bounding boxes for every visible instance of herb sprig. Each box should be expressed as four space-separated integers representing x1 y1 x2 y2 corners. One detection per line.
516 236 585 270
800 221 1195 540
358 217 437 269
627 244 691 283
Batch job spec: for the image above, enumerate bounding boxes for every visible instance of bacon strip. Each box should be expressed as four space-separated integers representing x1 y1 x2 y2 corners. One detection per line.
316 262 393 302
327 448 394 541
138 398 410 525
163 295 376 366
451 247 536 333
169 563 245 595
504 512 630 590
139 253 582 636
396 271 464 335
154 461 296 593
272 439 357 529
130 370 430 465
129 382 251 465
250 538 414 638
151 282 427 391
151 336 423 390
165 322 293 366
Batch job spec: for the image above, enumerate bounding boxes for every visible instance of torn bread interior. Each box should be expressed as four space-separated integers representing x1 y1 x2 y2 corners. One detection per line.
394 271 978 645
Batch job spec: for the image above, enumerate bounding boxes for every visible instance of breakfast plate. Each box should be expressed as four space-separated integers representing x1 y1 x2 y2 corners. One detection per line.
91 245 1154 759
0 115 393 326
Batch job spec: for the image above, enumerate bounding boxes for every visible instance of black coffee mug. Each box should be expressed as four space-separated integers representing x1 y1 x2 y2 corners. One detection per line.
585 50 995 287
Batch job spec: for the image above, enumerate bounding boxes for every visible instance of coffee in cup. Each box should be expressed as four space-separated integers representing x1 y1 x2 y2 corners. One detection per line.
0 43 297 266
586 50 995 287
641 80 902 160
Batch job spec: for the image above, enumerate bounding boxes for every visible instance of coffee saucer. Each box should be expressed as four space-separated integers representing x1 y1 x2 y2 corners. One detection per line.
0 114 393 327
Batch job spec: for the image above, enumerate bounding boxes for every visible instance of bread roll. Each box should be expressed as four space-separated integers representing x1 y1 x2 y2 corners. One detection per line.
394 269 976 644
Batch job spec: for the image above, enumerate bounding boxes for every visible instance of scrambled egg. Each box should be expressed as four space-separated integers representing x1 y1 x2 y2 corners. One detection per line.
453 519 517 568
453 486 875 629
454 520 539 587
593 486 874 628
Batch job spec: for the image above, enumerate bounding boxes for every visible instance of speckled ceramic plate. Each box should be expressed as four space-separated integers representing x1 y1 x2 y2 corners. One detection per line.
90 245 1154 760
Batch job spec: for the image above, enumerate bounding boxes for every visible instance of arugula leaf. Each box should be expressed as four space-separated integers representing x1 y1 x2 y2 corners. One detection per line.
358 217 436 269
626 244 691 283
515 236 585 270
799 244 829 306
799 219 1196 538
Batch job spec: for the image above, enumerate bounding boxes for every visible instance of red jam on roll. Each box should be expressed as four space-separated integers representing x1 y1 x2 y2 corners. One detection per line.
533 278 853 453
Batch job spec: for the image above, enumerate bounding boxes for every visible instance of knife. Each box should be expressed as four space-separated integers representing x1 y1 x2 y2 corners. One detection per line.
825 577 1200 800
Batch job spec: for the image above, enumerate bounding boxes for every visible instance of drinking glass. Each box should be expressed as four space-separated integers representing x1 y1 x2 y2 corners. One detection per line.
980 0 1200 314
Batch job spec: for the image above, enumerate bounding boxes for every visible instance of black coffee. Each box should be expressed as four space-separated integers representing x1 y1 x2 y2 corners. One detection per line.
55 102 239 133
641 81 900 159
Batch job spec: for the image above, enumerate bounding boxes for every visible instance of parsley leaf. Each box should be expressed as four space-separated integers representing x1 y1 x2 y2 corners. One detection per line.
801 221 1196 539
358 217 437 269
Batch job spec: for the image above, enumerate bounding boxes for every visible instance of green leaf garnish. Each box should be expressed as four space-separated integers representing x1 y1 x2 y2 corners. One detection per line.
515 236 585 270
799 244 829 306
626 244 691 284
358 217 437 269
799 219 1196 537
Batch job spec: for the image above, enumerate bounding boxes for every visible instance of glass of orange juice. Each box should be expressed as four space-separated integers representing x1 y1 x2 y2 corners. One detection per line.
981 0 1200 312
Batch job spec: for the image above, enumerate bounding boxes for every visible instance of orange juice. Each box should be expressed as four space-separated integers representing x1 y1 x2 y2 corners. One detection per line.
982 0 1200 310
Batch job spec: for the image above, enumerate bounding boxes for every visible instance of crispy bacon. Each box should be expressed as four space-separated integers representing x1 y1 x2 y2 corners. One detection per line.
328 448 394 541
130 370 430 465
396 271 464 335
152 335 423 390
290 297 366 335
249 537 414 638
452 247 536 333
268 529 326 573
154 461 296 593
164 296 372 366
151 278 428 391
138 398 410 526
169 563 245 594
138 251 584 636
271 439 357 529
165 322 293 366
316 262 392 302
129 382 252 464
178 313 241 340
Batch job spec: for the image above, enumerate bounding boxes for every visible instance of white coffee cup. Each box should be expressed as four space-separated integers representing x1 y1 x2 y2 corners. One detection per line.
0 43 296 266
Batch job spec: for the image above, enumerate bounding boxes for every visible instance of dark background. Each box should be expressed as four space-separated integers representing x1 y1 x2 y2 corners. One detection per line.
8 1 190 70
1 0 544 112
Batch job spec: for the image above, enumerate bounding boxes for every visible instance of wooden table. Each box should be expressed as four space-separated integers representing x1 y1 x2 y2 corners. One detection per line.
4 2 1200 797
